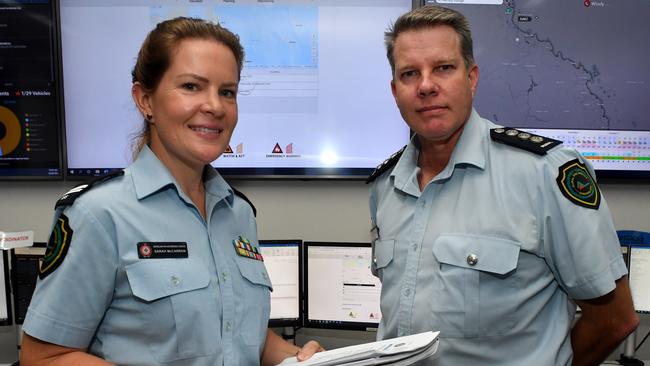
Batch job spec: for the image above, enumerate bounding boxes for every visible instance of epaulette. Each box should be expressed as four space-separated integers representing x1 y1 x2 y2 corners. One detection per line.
233 188 257 217
490 127 562 156
366 145 407 184
55 170 124 209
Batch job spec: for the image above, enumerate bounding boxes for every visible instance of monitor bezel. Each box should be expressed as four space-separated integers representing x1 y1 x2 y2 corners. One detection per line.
303 241 379 331
258 239 304 328
0 250 13 326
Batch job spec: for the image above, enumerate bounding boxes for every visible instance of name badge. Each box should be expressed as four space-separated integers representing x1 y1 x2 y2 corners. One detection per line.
137 242 188 259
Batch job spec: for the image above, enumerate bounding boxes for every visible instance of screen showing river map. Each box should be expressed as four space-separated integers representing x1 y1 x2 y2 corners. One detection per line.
432 0 650 177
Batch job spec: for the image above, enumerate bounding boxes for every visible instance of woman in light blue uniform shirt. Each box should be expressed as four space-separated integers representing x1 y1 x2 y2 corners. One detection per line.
20 17 321 366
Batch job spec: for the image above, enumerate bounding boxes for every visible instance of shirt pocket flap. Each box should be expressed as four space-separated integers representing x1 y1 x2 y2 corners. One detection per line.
235 259 273 291
432 234 520 275
374 239 395 269
126 260 210 302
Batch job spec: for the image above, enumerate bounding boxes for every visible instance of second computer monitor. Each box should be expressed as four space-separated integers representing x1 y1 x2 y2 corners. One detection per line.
258 240 303 327
304 241 382 331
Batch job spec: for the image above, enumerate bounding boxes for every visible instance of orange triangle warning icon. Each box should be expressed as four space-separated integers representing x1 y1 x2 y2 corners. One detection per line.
224 145 233 154
272 143 283 154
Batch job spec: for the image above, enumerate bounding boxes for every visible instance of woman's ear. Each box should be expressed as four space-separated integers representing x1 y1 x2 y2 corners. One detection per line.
132 82 153 121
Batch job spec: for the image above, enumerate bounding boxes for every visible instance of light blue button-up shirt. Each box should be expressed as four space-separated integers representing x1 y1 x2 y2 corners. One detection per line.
24 146 272 365
369 109 627 365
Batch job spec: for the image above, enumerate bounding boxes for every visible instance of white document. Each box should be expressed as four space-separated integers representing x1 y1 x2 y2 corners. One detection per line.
278 331 440 366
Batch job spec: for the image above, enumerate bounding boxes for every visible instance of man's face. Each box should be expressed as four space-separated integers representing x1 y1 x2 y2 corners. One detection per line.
391 25 478 144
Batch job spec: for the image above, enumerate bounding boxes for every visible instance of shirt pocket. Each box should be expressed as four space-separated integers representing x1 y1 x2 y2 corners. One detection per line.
233 257 272 355
372 239 395 279
432 233 520 338
126 259 220 362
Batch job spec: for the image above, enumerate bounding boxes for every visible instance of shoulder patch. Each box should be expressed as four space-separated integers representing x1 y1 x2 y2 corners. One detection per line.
366 145 407 184
490 128 562 155
55 170 124 209
40 213 74 279
233 188 257 217
556 159 600 210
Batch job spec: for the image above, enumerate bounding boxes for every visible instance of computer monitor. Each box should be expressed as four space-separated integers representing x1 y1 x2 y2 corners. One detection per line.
618 230 650 313
629 245 650 314
427 0 650 179
304 241 381 331
10 243 47 324
0 250 12 326
258 240 302 327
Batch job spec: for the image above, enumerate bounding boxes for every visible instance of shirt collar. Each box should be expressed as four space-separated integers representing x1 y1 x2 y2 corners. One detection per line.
391 108 487 193
130 145 233 205
446 108 487 172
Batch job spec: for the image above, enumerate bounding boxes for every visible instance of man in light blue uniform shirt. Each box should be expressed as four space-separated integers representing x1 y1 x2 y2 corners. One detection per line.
367 6 638 365
24 146 271 365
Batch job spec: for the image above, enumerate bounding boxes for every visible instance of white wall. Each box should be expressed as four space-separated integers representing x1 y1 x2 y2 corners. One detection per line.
0 180 649 363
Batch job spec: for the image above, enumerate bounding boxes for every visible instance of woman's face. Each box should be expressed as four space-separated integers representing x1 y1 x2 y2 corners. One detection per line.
142 38 239 172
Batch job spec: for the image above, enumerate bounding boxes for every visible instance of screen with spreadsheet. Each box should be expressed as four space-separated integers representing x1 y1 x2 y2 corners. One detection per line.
304 242 381 331
258 240 302 327
629 246 650 313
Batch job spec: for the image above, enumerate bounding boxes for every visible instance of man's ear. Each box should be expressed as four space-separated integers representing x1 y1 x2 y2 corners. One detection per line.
468 64 479 97
132 82 153 121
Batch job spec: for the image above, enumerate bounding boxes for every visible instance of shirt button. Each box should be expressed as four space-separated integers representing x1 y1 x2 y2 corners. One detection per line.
170 276 181 286
222 272 227 281
225 322 231 331
404 288 411 297
373 257 378 264
466 254 479 266
412 244 418 251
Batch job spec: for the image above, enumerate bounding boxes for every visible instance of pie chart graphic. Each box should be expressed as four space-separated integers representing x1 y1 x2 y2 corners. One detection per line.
0 105 21 156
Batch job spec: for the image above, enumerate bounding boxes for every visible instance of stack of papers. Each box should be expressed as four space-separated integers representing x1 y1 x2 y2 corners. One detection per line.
278 331 440 366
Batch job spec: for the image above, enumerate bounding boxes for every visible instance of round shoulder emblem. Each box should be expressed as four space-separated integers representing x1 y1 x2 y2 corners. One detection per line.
555 159 600 210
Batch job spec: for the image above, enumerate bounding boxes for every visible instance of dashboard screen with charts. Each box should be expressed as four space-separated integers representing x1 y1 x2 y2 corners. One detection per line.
0 0 62 179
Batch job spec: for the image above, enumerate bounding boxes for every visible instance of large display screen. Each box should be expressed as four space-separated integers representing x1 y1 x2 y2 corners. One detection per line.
431 0 650 179
304 242 381 331
0 0 62 179
59 0 412 179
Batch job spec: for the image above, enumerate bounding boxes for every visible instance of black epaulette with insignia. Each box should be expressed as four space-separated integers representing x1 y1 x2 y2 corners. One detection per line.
233 188 257 217
490 128 562 155
55 170 124 209
366 145 407 184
